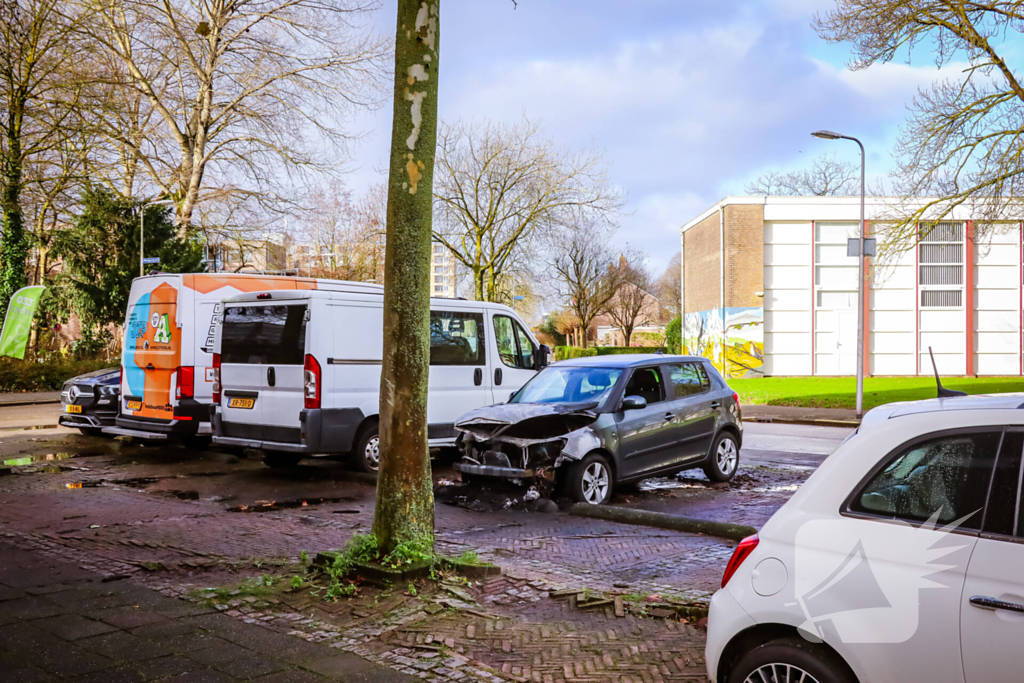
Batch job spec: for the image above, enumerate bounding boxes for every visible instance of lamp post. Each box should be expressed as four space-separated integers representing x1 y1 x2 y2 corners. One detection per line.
812 129 866 418
140 198 176 277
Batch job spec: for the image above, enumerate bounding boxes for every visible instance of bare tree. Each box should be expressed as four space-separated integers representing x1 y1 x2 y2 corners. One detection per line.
606 250 656 347
815 1 1024 250
746 153 859 196
656 251 681 319
81 0 389 230
433 115 624 301
0 0 87 310
373 0 439 556
294 180 386 281
549 218 623 349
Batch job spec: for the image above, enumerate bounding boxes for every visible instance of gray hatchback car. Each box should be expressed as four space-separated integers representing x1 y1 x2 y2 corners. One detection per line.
453 354 743 505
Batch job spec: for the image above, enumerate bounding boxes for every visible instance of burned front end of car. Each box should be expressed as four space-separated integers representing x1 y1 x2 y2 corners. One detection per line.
454 403 601 494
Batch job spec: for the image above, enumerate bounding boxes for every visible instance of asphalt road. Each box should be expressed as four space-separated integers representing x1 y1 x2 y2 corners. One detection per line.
740 421 853 468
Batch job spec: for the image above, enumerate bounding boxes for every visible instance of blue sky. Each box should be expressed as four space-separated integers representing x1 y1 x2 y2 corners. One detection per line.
344 0 968 273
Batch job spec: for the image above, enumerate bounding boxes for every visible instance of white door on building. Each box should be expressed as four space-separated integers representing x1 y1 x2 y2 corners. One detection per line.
837 309 857 374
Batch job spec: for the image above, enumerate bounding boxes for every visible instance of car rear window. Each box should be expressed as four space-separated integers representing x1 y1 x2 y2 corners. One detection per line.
222 305 307 365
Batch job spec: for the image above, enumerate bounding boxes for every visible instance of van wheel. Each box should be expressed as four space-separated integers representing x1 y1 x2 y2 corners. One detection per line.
263 451 301 468
352 423 380 474
567 453 613 505
704 431 740 482
727 637 855 683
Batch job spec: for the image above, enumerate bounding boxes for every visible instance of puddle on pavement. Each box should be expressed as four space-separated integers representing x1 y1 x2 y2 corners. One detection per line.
227 496 358 512
3 452 77 466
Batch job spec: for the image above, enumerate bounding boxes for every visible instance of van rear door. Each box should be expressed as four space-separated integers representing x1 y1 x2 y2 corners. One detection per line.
258 304 308 445
219 304 267 440
122 278 182 422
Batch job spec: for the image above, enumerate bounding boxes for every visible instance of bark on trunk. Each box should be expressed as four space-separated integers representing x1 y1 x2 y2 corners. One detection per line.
372 0 440 555
0 122 26 314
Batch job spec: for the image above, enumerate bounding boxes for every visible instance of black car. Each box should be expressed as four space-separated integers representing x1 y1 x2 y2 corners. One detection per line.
454 354 743 505
59 367 120 436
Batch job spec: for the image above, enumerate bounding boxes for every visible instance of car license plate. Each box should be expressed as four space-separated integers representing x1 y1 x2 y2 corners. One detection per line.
228 397 255 409
65 404 82 414
124 399 142 411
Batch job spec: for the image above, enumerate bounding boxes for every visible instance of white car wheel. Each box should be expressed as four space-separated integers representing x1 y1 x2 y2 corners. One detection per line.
743 663 820 683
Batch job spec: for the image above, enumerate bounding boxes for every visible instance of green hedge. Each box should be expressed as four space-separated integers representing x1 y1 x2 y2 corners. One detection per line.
553 346 599 361
594 346 666 355
0 357 113 393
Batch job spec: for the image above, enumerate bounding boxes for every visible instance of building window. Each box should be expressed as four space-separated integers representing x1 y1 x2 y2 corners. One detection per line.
434 285 443 292
433 244 443 253
919 221 964 308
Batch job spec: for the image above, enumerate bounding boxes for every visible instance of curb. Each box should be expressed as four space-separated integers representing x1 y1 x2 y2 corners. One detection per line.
569 503 757 541
744 416 860 428
0 398 61 408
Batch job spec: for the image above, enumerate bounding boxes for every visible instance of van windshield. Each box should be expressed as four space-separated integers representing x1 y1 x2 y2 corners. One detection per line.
222 304 307 365
512 366 622 405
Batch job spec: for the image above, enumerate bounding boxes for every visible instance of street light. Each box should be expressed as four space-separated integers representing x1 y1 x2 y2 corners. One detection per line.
140 198 176 277
811 129 867 418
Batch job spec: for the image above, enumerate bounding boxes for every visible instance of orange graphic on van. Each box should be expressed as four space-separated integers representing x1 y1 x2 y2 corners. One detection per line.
124 282 180 419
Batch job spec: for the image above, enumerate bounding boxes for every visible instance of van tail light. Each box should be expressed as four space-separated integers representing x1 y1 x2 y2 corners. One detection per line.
212 354 221 404
721 534 759 588
304 354 321 410
175 366 195 400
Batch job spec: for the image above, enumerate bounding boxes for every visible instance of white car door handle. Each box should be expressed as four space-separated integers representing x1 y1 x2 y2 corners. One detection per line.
970 596 1024 614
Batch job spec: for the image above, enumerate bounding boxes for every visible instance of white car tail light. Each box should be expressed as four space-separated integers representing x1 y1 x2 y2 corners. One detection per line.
722 534 759 588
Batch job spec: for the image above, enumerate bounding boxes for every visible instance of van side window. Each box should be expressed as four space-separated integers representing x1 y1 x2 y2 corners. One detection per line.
430 311 485 366
849 430 1001 530
493 315 536 370
222 305 306 365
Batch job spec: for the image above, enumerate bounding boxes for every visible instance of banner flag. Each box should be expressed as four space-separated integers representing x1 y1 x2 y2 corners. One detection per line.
0 286 45 359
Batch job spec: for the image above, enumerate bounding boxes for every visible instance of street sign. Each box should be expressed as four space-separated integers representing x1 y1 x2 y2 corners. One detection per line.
142 257 161 265
514 296 525 300
847 238 876 258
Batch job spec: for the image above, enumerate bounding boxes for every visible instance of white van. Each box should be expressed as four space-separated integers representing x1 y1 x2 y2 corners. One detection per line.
210 289 548 469
110 273 380 442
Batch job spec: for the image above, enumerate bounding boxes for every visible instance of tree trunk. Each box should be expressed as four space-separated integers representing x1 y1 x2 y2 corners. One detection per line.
623 329 632 347
372 0 440 555
0 118 26 314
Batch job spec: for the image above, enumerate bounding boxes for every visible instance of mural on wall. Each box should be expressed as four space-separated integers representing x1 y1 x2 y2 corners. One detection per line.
683 307 764 379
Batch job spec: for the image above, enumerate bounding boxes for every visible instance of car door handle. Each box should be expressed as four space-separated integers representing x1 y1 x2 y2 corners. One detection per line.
267 367 276 387
710 401 721 409
494 368 502 386
474 368 483 386
970 596 1024 614
664 413 674 422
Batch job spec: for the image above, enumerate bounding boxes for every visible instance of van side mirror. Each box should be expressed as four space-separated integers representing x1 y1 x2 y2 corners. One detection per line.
621 395 647 411
536 344 550 369
508 391 517 402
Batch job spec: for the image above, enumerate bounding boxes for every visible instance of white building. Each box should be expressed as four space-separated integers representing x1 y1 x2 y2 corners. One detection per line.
431 242 457 298
680 196 1024 378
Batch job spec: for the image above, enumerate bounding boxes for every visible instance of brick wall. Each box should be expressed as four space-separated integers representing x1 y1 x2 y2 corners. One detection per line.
683 212 721 313
724 204 764 307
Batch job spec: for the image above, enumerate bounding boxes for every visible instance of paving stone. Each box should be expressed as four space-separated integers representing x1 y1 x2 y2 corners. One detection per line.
274 640 337 665
133 654 203 681
70 666 146 683
301 653 377 677
92 606 169 630
3 595 71 620
160 669 234 683
184 641 252 666
350 669 423 683
162 631 235 655
33 613 121 640
251 671 329 683
2 665 59 682
34 644 116 677
0 583 27 602
79 629 175 662
129 619 199 641
213 653 288 678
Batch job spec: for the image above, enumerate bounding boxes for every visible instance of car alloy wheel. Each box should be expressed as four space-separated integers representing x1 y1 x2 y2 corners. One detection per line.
717 437 739 476
742 663 820 683
364 435 380 471
582 461 610 504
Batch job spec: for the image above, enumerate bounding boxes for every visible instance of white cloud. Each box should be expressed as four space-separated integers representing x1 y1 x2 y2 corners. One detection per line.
814 58 970 104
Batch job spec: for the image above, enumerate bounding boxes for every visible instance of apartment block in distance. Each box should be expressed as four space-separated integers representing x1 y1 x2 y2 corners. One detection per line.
680 196 1024 379
431 242 457 298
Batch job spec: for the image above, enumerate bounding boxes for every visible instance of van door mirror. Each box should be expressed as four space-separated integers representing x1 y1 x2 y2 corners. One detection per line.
621 395 647 411
508 391 517 402
536 344 551 369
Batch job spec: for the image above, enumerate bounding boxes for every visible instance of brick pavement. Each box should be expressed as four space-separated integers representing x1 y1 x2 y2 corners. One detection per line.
0 539 416 682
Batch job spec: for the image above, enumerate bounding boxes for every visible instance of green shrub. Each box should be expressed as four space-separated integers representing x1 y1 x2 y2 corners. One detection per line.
665 316 681 354
593 346 666 355
0 357 113 393
554 346 598 361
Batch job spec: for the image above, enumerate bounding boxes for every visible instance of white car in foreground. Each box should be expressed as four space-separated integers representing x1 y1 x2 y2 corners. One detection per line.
707 394 1024 683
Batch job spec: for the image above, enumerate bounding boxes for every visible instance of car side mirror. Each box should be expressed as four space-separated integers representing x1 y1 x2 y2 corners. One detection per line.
621 395 647 411
508 391 516 402
536 344 550 369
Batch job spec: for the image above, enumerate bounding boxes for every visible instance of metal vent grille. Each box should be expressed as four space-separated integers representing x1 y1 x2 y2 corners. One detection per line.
921 290 962 307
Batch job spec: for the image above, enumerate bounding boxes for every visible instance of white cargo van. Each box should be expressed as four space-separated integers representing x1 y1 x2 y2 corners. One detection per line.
211 289 548 469
111 273 380 442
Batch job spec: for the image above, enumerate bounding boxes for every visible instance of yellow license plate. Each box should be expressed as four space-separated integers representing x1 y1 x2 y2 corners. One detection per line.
124 399 142 411
228 397 255 409
65 404 82 414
